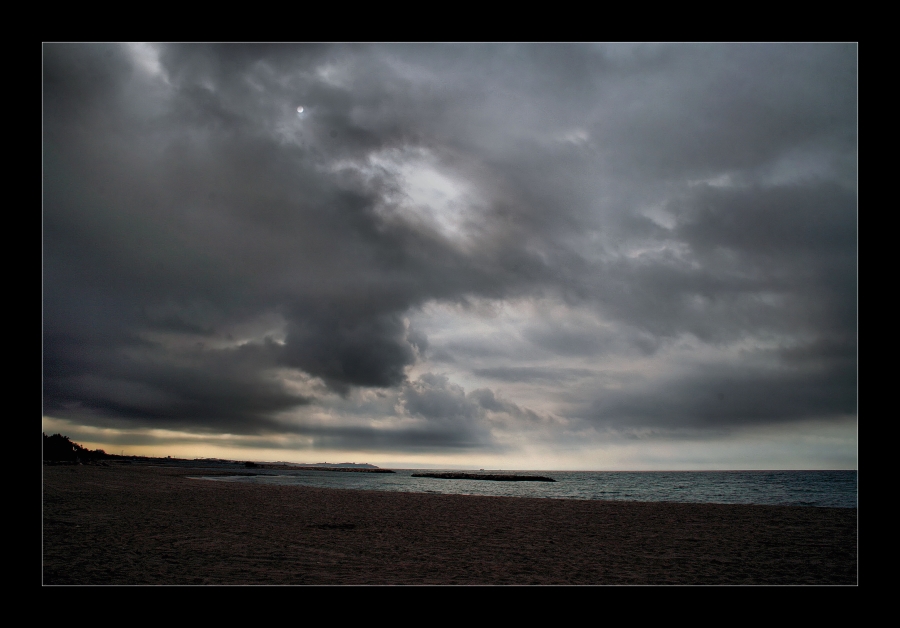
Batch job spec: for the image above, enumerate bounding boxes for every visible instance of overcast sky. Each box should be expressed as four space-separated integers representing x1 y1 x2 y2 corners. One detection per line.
42 43 857 469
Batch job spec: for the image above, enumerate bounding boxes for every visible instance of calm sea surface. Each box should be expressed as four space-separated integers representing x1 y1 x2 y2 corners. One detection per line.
193 468 857 508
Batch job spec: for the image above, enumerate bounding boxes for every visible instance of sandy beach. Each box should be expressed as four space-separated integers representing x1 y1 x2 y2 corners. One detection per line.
42 464 857 585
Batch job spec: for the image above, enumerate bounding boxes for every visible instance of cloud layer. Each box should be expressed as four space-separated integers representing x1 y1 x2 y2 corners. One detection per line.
43 44 857 465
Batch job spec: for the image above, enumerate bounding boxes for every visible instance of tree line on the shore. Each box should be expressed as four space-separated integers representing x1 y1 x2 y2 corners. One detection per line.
41 434 359 469
42 433 110 463
41 433 241 465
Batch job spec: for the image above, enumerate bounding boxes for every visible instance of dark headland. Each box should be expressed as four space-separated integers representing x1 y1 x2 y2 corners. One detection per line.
412 472 555 482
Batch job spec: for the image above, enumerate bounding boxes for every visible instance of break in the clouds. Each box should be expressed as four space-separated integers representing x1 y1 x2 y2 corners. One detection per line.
42 43 857 468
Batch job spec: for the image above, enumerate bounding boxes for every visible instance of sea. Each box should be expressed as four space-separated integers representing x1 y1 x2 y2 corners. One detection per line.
190 467 857 508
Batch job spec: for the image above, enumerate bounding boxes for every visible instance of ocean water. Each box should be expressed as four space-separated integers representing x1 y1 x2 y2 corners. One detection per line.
193 468 857 508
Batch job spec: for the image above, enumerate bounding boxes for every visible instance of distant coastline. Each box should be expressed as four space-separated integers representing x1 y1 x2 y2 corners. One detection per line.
263 465 395 474
412 472 555 482
42 434 392 472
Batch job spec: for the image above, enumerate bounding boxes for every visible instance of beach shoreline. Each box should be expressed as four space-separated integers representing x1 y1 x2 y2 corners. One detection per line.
42 464 857 585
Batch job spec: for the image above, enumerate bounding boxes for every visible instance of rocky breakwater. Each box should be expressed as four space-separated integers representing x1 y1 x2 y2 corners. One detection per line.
411 472 555 482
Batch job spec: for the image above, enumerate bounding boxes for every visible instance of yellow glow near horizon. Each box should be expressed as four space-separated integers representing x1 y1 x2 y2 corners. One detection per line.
42 415 857 471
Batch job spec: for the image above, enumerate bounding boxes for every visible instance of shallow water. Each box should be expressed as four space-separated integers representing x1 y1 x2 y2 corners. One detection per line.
192 468 857 508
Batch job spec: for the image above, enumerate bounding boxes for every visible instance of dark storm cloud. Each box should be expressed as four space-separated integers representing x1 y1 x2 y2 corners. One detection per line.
571 180 858 348
43 336 310 433
298 423 492 452
596 45 856 179
472 367 595 384
43 43 856 446
281 312 415 392
587 360 857 429
398 373 542 435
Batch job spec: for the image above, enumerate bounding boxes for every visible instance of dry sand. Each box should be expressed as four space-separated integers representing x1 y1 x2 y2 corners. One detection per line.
42 464 857 585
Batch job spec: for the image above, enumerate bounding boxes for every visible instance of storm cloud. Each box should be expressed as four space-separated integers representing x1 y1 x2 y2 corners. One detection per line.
43 43 856 466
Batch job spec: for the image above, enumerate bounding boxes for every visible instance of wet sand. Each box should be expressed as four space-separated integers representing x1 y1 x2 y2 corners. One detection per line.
42 464 857 585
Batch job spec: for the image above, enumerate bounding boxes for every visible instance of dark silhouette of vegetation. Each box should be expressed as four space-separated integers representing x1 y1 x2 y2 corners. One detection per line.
43 433 109 463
